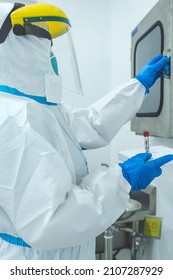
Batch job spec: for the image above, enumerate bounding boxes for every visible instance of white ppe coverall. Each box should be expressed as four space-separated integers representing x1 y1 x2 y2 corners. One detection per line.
0 3 145 260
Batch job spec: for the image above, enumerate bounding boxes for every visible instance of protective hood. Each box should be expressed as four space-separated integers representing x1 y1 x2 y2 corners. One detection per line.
0 2 56 99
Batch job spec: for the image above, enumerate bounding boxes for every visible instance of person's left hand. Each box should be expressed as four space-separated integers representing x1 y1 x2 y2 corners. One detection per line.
119 153 173 191
135 54 170 93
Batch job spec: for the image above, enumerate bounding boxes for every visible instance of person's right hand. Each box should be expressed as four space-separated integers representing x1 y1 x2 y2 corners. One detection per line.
119 152 173 191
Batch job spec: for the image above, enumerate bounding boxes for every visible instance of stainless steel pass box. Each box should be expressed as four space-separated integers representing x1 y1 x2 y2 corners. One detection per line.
131 0 173 138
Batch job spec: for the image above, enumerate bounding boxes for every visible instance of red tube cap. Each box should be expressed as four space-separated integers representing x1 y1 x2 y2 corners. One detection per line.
143 131 149 137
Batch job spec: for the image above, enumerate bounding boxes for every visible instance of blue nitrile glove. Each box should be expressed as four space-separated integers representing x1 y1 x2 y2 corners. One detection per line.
135 54 170 93
119 153 173 191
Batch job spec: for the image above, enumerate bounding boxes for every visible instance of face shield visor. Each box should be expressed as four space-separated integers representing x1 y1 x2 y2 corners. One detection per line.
51 29 83 96
9 3 83 97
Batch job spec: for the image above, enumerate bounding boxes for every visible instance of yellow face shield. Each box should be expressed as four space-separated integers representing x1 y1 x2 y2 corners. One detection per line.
10 3 71 39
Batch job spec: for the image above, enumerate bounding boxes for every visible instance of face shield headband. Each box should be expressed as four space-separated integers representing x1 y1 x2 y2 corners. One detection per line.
13 22 52 43
0 2 55 44
0 2 24 43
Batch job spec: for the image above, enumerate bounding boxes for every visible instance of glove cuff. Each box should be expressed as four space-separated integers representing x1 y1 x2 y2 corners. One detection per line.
135 75 150 94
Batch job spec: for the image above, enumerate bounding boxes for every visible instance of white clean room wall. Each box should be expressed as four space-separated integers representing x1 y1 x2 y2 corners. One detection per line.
109 0 160 164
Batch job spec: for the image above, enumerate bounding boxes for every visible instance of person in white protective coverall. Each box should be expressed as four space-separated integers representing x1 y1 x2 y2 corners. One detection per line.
0 2 172 260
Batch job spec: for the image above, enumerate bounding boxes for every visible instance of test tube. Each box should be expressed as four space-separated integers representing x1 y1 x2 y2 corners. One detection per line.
143 131 150 153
